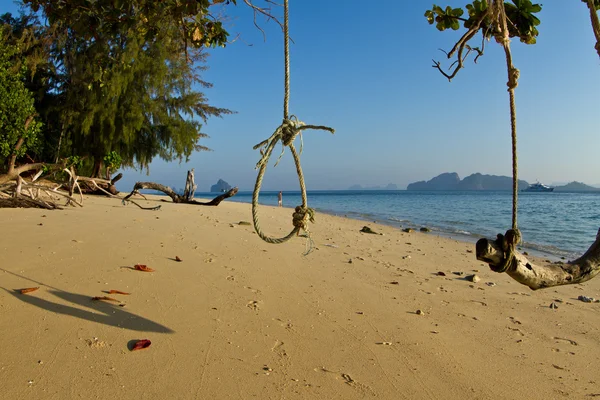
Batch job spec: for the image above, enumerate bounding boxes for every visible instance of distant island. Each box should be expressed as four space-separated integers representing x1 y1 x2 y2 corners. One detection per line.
407 173 599 192
348 183 398 190
554 181 600 192
210 179 232 192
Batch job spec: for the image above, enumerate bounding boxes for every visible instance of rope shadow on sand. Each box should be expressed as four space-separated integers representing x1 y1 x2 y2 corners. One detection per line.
3 287 174 334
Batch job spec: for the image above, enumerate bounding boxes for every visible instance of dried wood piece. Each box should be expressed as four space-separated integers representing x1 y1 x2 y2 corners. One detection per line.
19 287 40 294
108 290 131 295
134 264 154 272
477 228 600 290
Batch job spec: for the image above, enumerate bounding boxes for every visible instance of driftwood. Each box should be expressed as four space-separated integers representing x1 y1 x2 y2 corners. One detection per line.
123 170 238 206
476 228 600 290
77 173 122 195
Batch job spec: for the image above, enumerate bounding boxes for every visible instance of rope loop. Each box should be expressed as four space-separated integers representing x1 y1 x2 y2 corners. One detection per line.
251 118 334 248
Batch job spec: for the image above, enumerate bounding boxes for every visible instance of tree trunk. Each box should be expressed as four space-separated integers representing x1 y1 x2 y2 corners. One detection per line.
476 228 600 290
182 168 197 201
91 158 103 179
54 122 65 164
123 171 237 206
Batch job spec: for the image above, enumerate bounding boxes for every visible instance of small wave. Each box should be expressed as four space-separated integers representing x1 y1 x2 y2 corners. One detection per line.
389 217 410 223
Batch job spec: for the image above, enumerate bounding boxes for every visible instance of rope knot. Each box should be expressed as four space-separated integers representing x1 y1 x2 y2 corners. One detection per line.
507 67 520 90
281 118 300 147
292 206 315 233
491 228 522 273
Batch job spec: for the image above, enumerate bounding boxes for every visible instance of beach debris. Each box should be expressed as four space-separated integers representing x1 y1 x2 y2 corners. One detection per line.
377 341 393 345
577 295 600 303
486 282 496 287
348 258 353 264
420 227 431 232
523 251 529 256
416 309 425 315
389 281 399 285
108 290 130 295
134 264 154 272
85 337 108 348
360 226 379 235
452 271 464 276
131 339 151 351
550 302 559 309
91 296 120 303
19 287 40 294
323 243 338 248
356 311 364 315
466 249 473 253
553 337 578 346
402 228 413 233
466 274 480 283
436 271 446 276
175 256 183 262
402 255 411 260
238 221 251 226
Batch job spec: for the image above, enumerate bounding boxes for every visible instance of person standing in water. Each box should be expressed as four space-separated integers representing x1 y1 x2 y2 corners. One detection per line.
278 191 283 207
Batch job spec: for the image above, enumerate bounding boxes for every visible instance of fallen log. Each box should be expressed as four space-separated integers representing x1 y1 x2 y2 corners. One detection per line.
476 228 600 290
123 171 238 206
123 181 238 206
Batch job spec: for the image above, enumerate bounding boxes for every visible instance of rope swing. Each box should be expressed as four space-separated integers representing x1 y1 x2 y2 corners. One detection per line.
251 0 334 248
491 0 521 273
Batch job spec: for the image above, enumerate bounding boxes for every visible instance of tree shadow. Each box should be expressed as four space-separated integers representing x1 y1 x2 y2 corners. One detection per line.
3 288 174 333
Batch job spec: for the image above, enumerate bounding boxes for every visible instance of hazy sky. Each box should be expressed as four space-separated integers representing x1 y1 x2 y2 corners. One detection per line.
4 1 599 191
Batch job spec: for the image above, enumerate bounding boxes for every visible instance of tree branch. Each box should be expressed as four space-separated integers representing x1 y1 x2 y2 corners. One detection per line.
476 229 600 290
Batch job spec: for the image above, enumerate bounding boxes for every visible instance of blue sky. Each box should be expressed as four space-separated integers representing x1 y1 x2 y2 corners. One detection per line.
4 1 599 191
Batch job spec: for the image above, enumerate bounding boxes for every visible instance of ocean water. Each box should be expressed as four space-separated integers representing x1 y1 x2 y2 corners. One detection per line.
198 190 600 260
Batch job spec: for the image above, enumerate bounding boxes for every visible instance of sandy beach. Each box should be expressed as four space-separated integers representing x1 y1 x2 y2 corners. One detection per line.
1 195 599 399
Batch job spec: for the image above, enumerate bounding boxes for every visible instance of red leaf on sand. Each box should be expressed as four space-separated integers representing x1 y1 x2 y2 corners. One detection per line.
108 290 130 295
134 264 154 272
92 296 120 302
175 256 182 262
131 339 151 351
20 287 40 294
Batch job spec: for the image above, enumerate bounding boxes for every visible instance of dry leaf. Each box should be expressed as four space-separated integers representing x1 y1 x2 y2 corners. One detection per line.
20 287 40 294
92 296 120 302
108 290 130 295
131 339 151 351
134 264 154 272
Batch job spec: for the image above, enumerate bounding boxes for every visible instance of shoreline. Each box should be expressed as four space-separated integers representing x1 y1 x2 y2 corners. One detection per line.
2 195 599 399
204 193 568 262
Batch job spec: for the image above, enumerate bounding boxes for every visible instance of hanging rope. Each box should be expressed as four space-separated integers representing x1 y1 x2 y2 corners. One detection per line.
251 0 334 247
494 1 521 242
488 0 521 272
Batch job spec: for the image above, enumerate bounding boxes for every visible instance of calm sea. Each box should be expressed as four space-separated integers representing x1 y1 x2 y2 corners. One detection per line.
198 190 600 260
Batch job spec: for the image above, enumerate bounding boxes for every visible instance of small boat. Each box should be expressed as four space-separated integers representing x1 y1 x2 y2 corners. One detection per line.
522 182 554 192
